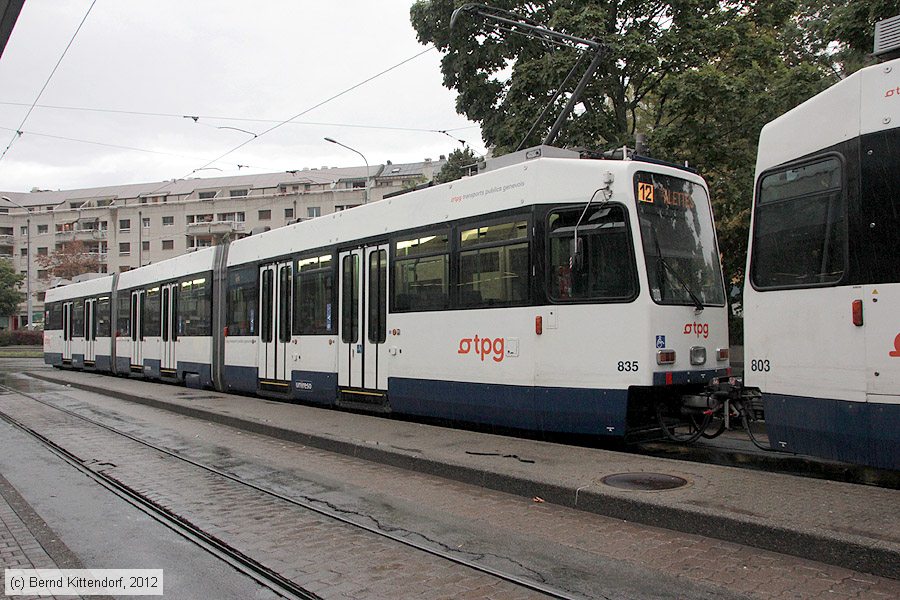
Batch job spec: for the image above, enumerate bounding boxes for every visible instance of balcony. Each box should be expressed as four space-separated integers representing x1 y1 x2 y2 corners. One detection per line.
55 228 108 241
0 234 14 244
186 220 246 236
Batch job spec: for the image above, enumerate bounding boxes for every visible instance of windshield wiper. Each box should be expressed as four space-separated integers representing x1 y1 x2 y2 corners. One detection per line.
658 256 704 312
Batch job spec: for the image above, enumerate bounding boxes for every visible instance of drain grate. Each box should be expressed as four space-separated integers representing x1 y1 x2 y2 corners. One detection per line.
600 472 688 491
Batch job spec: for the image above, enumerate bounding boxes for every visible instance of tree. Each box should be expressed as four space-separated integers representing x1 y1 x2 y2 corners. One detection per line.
435 147 478 183
410 1 884 283
36 240 101 281
0 259 24 318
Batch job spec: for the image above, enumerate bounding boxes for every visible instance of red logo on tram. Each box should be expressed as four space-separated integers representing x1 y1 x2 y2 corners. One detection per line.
890 333 900 358
458 336 505 363
683 322 710 339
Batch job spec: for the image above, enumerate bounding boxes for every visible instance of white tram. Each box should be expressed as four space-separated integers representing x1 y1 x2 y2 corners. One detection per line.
45 148 729 438
745 55 900 470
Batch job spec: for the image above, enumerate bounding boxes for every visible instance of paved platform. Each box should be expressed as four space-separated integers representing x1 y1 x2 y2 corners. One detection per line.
29 369 900 581
0 471 83 600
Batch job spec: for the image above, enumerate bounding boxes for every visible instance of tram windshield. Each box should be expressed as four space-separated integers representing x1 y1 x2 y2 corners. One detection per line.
635 172 725 307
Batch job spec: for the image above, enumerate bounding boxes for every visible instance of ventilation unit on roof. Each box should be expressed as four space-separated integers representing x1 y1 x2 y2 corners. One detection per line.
874 15 900 61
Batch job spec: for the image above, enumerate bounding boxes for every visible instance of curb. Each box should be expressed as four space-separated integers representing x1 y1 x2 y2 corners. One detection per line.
29 371 900 580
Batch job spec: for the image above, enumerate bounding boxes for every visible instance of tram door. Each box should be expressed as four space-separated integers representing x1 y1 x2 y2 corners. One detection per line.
160 283 178 376
258 261 293 384
84 298 96 366
62 301 73 362
338 244 388 392
130 290 144 371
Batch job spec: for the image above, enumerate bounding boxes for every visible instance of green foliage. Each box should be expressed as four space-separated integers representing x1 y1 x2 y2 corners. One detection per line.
0 329 43 346
0 259 25 318
410 0 887 286
435 147 478 183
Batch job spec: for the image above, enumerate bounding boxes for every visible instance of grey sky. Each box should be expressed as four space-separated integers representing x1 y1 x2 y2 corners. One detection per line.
0 1 482 192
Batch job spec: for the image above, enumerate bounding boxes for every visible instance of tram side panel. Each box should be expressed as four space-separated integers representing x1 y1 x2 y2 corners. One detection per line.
746 57 900 470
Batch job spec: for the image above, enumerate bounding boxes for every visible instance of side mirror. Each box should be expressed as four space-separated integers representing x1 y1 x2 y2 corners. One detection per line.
569 237 584 270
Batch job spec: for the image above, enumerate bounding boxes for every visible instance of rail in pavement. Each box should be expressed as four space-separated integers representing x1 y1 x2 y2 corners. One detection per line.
28 369 900 580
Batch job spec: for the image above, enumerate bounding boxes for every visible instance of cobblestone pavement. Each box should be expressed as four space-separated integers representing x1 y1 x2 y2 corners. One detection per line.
2 378 899 600
0 391 546 600
0 473 82 600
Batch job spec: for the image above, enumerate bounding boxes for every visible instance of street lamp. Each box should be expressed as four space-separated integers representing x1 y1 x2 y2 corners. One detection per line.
1 196 32 329
324 137 370 204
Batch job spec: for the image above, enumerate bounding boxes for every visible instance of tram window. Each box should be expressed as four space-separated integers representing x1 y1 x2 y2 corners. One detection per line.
96 296 111 337
226 266 258 336
368 250 387 343
341 254 359 343
178 274 212 336
73 299 85 337
392 232 450 312
46 302 63 330
294 254 333 335
116 291 131 337
459 221 529 307
751 157 845 288
547 206 637 302
144 287 161 337
278 265 292 343
261 269 273 343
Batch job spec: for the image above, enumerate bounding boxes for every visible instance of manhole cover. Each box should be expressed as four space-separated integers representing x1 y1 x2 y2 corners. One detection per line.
601 472 688 491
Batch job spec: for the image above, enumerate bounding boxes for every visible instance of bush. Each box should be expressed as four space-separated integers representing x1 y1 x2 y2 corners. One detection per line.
0 329 44 346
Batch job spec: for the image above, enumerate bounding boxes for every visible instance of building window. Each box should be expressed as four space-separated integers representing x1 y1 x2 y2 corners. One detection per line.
37 269 48 279
37 247 48 256
37 292 46 302
229 189 249 198
0 208 6 214
20 226 27 235
284 208 294 219
142 218 151 228
119 219 130 232
119 242 131 255
307 206 321 218
142 241 150 252
258 209 271 220
37 224 48 234
198 191 217 200
162 216 174 226
162 240 174 250
20 248 27 256
119 265 130 273
217 212 244 222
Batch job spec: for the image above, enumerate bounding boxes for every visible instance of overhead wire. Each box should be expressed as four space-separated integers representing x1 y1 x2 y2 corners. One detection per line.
0 0 98 166
0 101 478 134
187 46 437 175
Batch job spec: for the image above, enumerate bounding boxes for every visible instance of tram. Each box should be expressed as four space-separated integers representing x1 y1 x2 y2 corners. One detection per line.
44 147 730 439
744 54 900 470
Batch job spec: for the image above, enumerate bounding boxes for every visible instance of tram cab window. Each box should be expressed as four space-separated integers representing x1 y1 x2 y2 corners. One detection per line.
392 232 450 312
459 220 529 307
45 302 63 330
293 254 333 335
751 157 845 289
96 296 111 337
548 205 637 302
226 266 258 336
116 291 131 337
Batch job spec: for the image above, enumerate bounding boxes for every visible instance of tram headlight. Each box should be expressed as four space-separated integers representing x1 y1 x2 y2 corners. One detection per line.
690 346 706 366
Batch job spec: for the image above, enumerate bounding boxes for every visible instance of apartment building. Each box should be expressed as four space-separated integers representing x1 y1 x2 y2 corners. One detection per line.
0 157 445 328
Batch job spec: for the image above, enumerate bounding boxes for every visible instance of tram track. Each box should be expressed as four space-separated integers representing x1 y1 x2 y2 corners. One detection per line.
0 381 585 600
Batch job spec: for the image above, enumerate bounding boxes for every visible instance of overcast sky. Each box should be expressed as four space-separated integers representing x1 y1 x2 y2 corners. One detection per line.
0 0 483 192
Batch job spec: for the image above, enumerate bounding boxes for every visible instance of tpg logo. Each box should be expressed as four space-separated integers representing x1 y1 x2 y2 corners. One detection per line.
458 335 505 363
683 322 709 339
